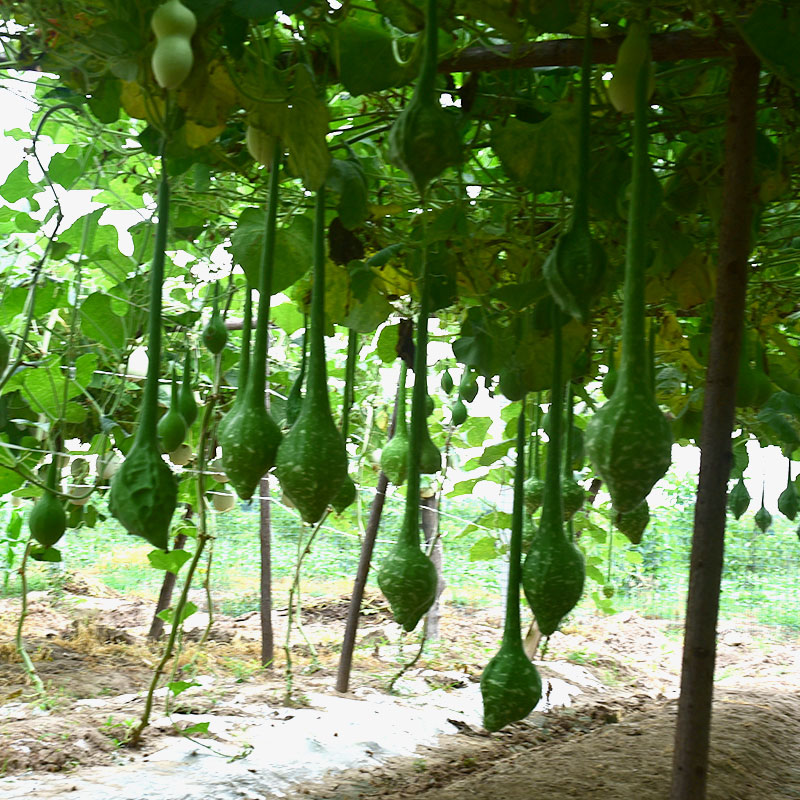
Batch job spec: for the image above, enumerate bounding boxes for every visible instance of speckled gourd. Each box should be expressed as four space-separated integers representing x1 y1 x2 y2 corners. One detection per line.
284 327 307 428
217 286 251 443
522 316 585 637
727 477 750 520
219 141 283 500
613 500 650 545
585 47 672 514
377 263 438 632
778 461 798 521
543 20 606 324
109 159 177 551
481 405 542 731
274 189 348 524
331 329 359 514
380 361 410 486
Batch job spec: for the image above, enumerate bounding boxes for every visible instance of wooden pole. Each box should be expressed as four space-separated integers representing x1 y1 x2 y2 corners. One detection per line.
259 475 274 667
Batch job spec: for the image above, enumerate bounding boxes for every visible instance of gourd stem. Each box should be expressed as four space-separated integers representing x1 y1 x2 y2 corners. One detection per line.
239 285 252 391
572 10 592 228
341 329 358 440
394 361 408 435
563 383 574 478
170 367 179 408
533 392 541 478
618 50 651 390
247 138 282 401
138 150 169 438
306 188 333 410
416 0 439 102
503 403 526 644
541 316 564 529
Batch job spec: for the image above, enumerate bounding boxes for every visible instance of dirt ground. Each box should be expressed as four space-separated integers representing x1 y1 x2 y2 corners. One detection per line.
0 578 799 799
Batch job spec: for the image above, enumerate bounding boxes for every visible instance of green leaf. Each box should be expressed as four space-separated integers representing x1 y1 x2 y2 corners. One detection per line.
167 680 201 696
48 149 84 188
0 162 35 203
757 391 800 449
156 601 199 624
74 354 99 388
87 77 121 124
80 292 127 351
181 721 211 736
735 4 800 91
375 323 399 362
0 465 24 494
285 67 330 192
450 476 483 497
30 546 62 563
469 535 500 561
271 302 304 334
327 158 368 230
231 0 313 18
148 548 192 574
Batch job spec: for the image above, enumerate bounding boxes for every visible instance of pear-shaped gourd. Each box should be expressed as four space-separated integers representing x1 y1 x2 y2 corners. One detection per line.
614 500 650 545
450 397 467 427
386 0 461 195
778 461 798 521
108 161 178 552
561 477 585 521
754 501 772 533
440 369 454 395
331 474 357 514
543 21 606 324
728 477 750 520
524 476 544 515
381 362 410 486
202 284 228 355
29 458 67 547
178 350 197 429
481 407 542 731
274 190 348 524
459 369 479 403
378 263 438 632
150 0 196 90
220 148 283 500
218 286 252 443
0 329 9 375
284 332 306 428
419 422 441 474
585 51 672 514
522 317 585 637
158 368 187 452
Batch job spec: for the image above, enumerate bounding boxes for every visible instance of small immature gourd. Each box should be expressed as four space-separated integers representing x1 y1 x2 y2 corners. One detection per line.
728 477 750 520
217 285 252 443
284 330 307 428
274 189 348 523
754 485 772 533
202 283 228 355
560 387 585 522
481 406 542 731
158 368 187 452
331 329 359 515
522 316 585 637
449 397 467 427
614 500 650 545
109 163 178 551
459 369 479 403
29 458 67 547
778 461 798 521
151 0 196 90
524 476 544 515
440 369 454 395
381 362 410 486
0 329 9 375
178 349 197 429
585 45 672 514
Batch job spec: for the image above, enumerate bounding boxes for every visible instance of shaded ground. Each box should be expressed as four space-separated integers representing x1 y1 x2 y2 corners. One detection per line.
0 580 798 798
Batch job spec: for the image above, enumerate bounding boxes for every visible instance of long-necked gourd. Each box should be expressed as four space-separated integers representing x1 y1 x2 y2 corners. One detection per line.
614 499 650 545
109 151 178 551
607 22 655 114
387 0 461 194
151 0 196 91
0 330 9 376
522 315 585 636
543 16 606 324
274 189 348 523
778 460 798 521
29 457 67 547
219 141 283 500
377 263 438 632
158 367 187 452
380 361 410 486
202 283 228 355
481 404 542 731
178 349 197 429
561 384 585 521
584 33 672 514
284 323 307 428
217 285 251 442
331 329 359 514
524 399 544 514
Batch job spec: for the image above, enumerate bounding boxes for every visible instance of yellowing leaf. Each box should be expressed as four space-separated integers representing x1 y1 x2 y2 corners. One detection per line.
120 81 164 123
285 67 331 192
178 61 239 129
185 120 226 148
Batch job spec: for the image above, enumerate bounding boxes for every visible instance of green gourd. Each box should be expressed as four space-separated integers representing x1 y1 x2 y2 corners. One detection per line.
543 18 606 324
29 458 67 547
449 397 467 427
523 476 544 515
614 500 650 545
109 156 178 551
607 22 655 114
440 369 454 395
778 461 798 521
522 315 585 637
425 393 435 417
157 368 187 452
754 485 772 533
481 405 542 731
728 477 750 520
151 0 196 90
331 329 359 514
285 326 307 428
387 0 461 195
202 284 228 355
561 385 585 522
419 419 441 474
0 329 9 375
585 43 672 514
219 143 283 500
178 349 197 429
602 340 618 399
378 260 438 632
274 189 348 524
381 362 410 486
217 285 252 442
459 369 479 403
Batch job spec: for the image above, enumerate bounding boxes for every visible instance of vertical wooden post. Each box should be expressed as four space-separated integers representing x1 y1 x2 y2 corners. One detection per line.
259 475 274 667
421 491 444 641
669 46 760 800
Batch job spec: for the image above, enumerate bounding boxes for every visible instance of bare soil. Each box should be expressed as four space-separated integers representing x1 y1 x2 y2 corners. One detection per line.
1 579 799 799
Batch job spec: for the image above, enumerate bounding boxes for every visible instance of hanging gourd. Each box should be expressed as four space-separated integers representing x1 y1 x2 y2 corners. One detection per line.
585 33 672 514
178 349 197 429
481 404 542 731
202 283 228 355
543 17 606 324
157 367 187 452
449 397 467 427
440 369 454 395
613 500 650 545
219 141 283 500
217 285 252 442
284 325 307 428
0 329 9 375
607 22 655 114
561 384 585 522
778 460 798 521
151 0 196 91
602 339 618 399
524 400 544 515
274 189 348 524
728 477 750 520
377 260 438 632
522 314 585 637
381 362 410 486
29 457 67 547
459 369 479 403
419 418 441 474
109 151 178 551
754 484 772 533
387 0 461 194
331 329 359 514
